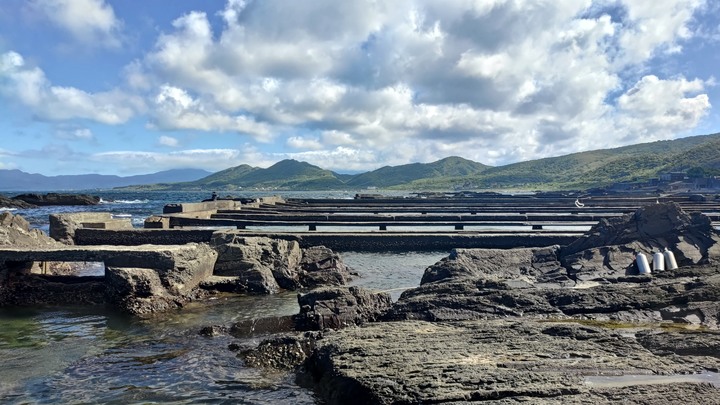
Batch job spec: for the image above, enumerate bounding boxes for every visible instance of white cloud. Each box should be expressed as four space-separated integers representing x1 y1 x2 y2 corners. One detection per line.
0 51 141 124
32 0 122 48
158 135 180 147
128 0 708 168
286 136 324 150
615 75 710 140
151 85 272 139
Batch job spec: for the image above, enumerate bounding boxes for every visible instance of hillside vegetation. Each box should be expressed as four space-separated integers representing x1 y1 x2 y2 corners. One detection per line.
119 133 720 191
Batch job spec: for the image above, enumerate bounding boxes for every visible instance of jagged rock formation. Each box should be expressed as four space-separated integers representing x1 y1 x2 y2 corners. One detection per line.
293 286 392 331
204 232 353 294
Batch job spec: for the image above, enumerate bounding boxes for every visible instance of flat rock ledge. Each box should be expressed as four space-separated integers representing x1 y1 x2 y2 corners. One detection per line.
300 319 720 404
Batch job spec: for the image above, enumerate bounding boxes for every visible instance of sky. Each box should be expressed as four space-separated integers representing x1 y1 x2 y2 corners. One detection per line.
0 0 719 176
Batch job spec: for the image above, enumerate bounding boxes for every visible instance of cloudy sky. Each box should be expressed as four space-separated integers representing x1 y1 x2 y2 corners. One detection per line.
0 0 718 176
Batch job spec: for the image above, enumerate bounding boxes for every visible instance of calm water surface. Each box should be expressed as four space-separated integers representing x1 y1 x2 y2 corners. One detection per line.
0 190 447 403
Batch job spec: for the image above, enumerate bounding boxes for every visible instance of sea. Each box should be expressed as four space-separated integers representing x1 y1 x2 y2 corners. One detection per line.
0 190 448 404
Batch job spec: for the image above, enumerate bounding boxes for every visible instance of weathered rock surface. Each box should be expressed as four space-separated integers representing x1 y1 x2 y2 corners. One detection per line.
561 202 720 280
300 320 720 404
210 233 302 293
104 266 210 315
0 212 61 248
294 286 392 331
12 193 101 206
298 246 354 288
206 232 352 294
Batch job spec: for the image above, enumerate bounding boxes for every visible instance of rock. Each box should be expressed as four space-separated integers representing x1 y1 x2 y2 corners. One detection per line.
104 266 210 316
300 319 720 404
211 232 302 293
0 196 34 209
421 245 568 285
560 203 720 280
298 246 353 288
0 212 60 248
12 193 100 206
293 286 392 331
239 334 318 370
199 325 229 337
208 232 352 294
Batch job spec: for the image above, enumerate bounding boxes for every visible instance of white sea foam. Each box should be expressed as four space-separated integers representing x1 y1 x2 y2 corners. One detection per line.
112 214 133 218
0 207 17 212
113 199 149 204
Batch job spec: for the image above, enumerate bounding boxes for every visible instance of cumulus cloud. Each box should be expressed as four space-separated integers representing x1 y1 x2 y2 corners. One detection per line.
31 0 122 48
150 85 271 139
124 0 710 168
615 75 711 140
0 51 141 124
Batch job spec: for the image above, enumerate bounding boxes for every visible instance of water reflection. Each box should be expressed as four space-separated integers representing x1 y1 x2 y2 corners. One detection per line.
0 250 445 403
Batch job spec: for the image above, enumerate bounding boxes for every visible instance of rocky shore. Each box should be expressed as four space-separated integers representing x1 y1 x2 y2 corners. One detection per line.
230 202 720 403
0 192 101 208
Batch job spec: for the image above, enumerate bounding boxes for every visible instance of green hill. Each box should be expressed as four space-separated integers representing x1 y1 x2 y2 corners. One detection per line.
119 132 720 191
347 156 489 188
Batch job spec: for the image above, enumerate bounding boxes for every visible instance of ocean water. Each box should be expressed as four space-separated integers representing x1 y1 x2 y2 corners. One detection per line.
0 190 448 403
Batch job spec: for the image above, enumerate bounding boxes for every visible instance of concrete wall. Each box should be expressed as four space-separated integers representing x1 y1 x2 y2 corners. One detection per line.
75 228 217 246
50 212 133 244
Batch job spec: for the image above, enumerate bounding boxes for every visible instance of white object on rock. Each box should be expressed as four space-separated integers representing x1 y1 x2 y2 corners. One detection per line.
636 252 651 275
653 251 665 271
663 248 678 270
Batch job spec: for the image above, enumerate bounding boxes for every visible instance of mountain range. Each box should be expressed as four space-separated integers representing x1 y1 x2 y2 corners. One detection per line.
0 168 212 191
2 133 720 191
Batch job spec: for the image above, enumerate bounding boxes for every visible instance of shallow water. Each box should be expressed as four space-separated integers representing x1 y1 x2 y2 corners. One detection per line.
0 251 445 403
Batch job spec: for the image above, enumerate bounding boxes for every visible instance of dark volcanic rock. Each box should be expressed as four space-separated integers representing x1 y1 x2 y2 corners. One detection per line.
0 196 34 209
301 320 720 404
238 203 720 403
561 202 720 280
12 193 101 206
298 246 354 288
294 286 392 331
206 231 352 294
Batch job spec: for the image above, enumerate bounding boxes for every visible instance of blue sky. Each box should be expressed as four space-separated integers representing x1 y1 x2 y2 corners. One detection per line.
0 0 718 176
